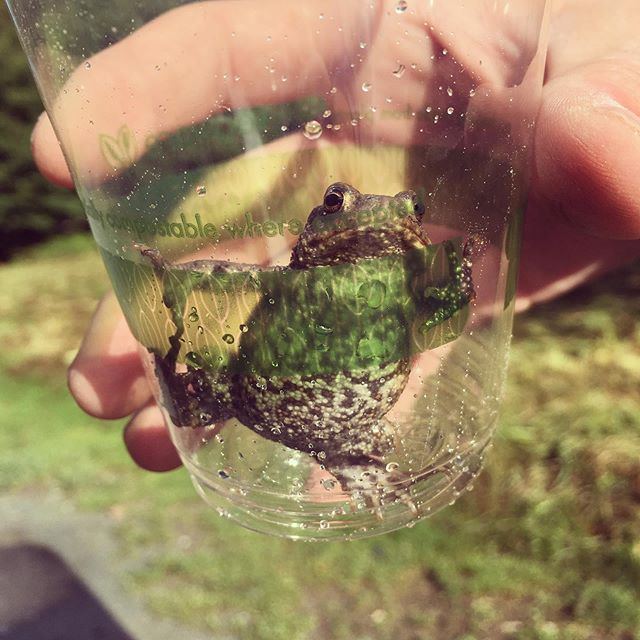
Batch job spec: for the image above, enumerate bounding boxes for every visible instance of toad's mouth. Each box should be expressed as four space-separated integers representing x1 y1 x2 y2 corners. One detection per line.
307 223 429 259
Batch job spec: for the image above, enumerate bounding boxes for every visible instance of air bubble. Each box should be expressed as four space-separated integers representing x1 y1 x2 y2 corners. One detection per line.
218 469 230 479
303 120 322 140
319 520 330 530
447 107 455 115
196 185 207 196
188 306 199 322
392 64 406 78
84 61 91 69
359 41 367 49
395 0 408 13
361 82 372 92
322 109 332 118
239 324 249 333
222 333 235 344
446 87 453 97
385 462 400 472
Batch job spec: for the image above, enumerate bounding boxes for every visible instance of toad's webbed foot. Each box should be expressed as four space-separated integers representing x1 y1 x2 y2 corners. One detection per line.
332 461 419 519
153 353 235 428
421 238 476 331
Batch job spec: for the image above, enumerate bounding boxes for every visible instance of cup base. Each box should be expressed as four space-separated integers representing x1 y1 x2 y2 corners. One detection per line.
185 441 489 541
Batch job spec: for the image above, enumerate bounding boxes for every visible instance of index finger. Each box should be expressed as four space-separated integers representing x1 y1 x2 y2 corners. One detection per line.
32 0 366 186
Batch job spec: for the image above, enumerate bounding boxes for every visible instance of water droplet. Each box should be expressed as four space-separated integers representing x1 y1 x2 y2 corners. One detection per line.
303 120 322 140
319 520 329 530
469 88 476 97
410 63 417 70
239 324 249 333
395 0 408 13
322 109 332 118
197 325 204 335
329 86 338 94
385 462 400 473
188 306 199 322
321 478 337 491
442 48 448 56
357 280 387 308
280 125 288 132
185 351 204 368
196 185 207 196
268 298 275 305
218 469 230 479
351 118 359 126
446 86 453 97
84 61 91 69
392 64 406 78
361 82 372 92
314 323 333 335
447 106 455 115
359 41 367 49
222 333 235 344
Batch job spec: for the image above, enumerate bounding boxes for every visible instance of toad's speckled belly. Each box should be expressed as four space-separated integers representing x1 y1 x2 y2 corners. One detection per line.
231 359 410 464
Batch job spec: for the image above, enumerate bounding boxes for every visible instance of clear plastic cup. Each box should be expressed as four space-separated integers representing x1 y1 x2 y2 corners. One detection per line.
7 0 550 539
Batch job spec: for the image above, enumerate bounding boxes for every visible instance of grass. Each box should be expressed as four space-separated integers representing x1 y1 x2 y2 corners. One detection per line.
1 235 639 640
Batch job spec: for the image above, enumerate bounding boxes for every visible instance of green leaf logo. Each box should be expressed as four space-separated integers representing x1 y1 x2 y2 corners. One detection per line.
99 125 137 169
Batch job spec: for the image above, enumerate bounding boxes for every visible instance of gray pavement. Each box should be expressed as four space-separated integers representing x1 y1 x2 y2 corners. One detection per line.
0 493 215 640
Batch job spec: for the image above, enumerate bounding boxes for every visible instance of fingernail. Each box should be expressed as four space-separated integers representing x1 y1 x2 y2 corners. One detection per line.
592 93 640 131
68 368 103 416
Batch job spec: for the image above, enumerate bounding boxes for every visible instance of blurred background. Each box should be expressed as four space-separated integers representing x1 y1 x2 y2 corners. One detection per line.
1 3 640 639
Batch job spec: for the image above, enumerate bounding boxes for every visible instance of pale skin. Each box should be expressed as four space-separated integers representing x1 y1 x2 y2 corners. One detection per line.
30 0 640 471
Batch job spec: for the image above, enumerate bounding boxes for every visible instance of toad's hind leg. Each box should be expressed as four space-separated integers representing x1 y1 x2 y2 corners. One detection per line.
323 418 420 519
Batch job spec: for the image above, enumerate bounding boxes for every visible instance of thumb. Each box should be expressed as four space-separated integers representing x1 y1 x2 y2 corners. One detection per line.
533 54 640 240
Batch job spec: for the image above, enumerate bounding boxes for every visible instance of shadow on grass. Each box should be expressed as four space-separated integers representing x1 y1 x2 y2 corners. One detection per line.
0 544 133 640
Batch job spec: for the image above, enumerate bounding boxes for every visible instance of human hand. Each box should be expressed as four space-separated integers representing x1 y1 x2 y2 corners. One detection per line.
31 0 640 471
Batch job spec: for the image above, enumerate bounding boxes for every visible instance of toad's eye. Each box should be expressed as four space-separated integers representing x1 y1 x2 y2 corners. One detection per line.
323 189 345 213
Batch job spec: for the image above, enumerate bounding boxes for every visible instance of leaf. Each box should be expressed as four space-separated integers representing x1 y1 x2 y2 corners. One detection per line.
117 124 137 163
99 133 124 169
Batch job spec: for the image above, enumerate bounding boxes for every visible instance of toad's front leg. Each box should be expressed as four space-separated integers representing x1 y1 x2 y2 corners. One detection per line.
421 239 476 331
